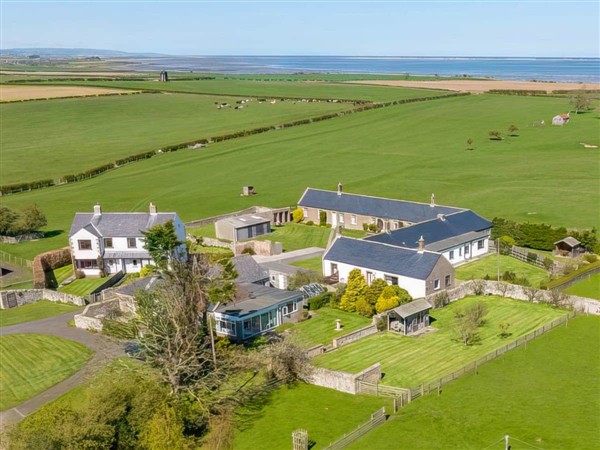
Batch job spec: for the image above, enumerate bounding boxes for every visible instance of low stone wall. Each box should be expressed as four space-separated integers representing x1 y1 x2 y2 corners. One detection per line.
201 237 235 251
74 298 121 331
32 247 72 288
185 207 262 228
235 240 282 256
332 324 378 348
0 232 44 244
306 344 327 358
0 288 85 309
306 363 381 395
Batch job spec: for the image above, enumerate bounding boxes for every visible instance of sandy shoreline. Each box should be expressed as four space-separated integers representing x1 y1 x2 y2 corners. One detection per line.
0 85 137 101
346 79 600 94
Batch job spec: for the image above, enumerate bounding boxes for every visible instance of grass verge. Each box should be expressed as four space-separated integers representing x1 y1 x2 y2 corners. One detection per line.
0 300 81 327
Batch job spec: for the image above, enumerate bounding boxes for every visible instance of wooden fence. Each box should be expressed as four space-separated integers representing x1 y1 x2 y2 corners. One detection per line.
0 250 33 268
408 311 576 400
508 245 548 270
322 407 387 450
356 381 409 399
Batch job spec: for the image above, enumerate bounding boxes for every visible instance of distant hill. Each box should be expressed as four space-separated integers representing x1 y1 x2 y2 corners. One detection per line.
0 48 166 57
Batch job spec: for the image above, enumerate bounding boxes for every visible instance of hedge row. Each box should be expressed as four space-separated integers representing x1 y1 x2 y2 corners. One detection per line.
547 260 600 289
1 90 154 105
6 77 149 83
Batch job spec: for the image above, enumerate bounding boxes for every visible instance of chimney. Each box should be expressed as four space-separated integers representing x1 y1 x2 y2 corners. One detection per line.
430 193 435 208
337 182 343 196
93 203 102 216
418 235 425 253
149 202 157 215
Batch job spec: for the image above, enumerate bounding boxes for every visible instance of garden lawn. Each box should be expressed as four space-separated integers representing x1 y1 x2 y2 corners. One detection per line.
348 315 600 450
234 383 391 450
0 300 81 327
288 307 372 347
1 92 349 184
255 224 332 251
313 296 568 387
1 94 598 260
58 277 109 296
53 264 74 284
291 256 323 273
0 334 92 410
456 254 549 287
564 273 600 299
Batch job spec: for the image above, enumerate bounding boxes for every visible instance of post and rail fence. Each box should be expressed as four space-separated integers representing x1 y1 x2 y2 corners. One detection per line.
0 250 33 268
321 407 387 450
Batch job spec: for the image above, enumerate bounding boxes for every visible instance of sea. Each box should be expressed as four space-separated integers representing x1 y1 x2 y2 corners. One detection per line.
116 56 600 83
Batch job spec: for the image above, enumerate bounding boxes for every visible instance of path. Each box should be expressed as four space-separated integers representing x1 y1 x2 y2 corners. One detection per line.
0 311 125 428
252 247 325 264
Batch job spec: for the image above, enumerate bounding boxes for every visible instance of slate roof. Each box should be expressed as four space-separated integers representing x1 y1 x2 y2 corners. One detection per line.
366 210 492 251
298 188 463 223
260 261 307 276
113 276 162 297
69 212 178 238
231 255 269 284
213 283 302 318
323 237 442 280
217 214 270 229
554 237 581 247
391 298 432 318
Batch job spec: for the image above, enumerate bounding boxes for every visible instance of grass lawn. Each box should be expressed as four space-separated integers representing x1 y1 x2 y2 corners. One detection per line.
287 307 372 348
564 273 600 299
313 296 568 387
291 256 323 273
53 264 74 284
234 383 392 450
0 300 81 327
187 223 217 239
1 94 597 260
58 277 108 296
255 224 332 251
348 315 600 449
456 254 550 287
0 334 92 410
1 92 349 185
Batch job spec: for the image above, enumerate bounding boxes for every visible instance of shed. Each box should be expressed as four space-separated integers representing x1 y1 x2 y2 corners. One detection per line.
552 113 569 126
215 214 271 242
553 237 583 258
387 298 432 336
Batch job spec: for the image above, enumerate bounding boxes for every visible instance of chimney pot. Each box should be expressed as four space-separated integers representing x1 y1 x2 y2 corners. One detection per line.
430 193 435 208
93 203 102 216
437 214 445 221
418 235 425 253
337 182 343 196
149 202 157 215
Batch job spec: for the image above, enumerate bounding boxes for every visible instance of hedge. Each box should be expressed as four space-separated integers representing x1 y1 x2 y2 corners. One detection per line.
546 260 600 289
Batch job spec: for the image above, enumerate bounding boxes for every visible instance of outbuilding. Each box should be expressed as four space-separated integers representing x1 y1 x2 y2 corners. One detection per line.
215 214 271 242
553 237 584 258
387 298 432 336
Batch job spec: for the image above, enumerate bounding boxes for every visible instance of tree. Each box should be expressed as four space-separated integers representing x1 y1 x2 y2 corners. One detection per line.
292 208 304 223
452 302 487 346
287 269 323 290
375 285 411 314
507 124 519 137
143 220 182 270
259 336 311 384
364 278 388 308
571 90 591 114
14 204 47 234
339 269 367 312
466 138 473 150
523 285 540 303
0 206 18 235
488 130 503 140
139 403 192 450
546 288 568 308
498 321 511 339
355 297 375 317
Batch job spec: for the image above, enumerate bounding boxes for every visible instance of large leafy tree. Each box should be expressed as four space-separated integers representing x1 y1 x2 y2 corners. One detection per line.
0 206 18 235
142 220 182 270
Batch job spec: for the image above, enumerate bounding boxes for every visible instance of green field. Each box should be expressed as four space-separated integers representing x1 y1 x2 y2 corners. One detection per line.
0 334 92 410
288 307 372 347
564 273 600 299
0 300 81 327
234 383 391 450
58 277 108 296
255 224 333 251
456 254 550 287
348 315 600 449
291 256 323 273
313 296 568 387
1 92 350 184
1 94 598 260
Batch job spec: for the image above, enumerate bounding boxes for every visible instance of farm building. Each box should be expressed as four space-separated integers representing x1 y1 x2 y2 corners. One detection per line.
553 237 584 258
215 214 271 242
211 283 305 342
322 237 454 299
68 203 187 276
552 113 570 125
298 185 464 232
387 298 432 336
365 210 492 266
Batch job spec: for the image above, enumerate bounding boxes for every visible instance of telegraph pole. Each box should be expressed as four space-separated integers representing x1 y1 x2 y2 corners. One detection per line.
497 238 501 282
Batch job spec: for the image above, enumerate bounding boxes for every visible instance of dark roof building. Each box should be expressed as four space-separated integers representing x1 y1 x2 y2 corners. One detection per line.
231 255 270 285
69 210 178 238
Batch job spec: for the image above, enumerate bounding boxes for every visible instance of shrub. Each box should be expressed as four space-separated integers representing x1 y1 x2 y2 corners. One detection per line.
75 270 85 279
241 247 256 255
140 264 157 277
471 279 486 295
339 269 367 312
292 208 304 223
308 292 332 310
319 210 327 227
306 220 314 226
527 252 538 264
584 253 598 263
375 285 411 314
433 290 450 308
543 257 554 270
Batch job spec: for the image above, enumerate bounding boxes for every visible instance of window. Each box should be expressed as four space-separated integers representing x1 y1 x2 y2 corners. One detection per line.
464 245 470 255
392 221 401 230
127 238 137 248
434 279 441 290
449 250 454 260
217 319 236 335
445 275 451 287
477 239 485 250
282 301 297 316
459 247 462 257
78 240 92 250
384 274 398 285
351 215 357 225
104 238 113 248
76 259 97 269
338 213 344 224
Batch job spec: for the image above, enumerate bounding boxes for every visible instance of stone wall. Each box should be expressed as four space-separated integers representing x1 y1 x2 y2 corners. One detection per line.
0 232 44 244
200 238 235 251
74 298 121 331
32 247 72 288
306 344 327 358
332 324 378 348
235 240 282 256
306 363 381 395
0 289 85 309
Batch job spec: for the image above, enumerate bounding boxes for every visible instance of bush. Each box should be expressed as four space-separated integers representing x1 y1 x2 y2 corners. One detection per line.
140 264 157 277
543 257 554 270
241 247 256 255
584 254 598 263
527 252 538 264
292 208 304 223
433 290 450 308
306 220 314 226
75 270 85 279
308 292 332 310
319 210 327 227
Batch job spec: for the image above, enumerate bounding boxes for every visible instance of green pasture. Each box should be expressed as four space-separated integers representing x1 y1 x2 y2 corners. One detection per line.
234 383 391 450
0 92 349 184
291 256 323 273
456 254 550 287
313 296 568 387
0 334 92 410
287 307 372 348
19 78 447 102
1 94 598 260
58 277 108 296
0 300 81 327
564 273 600 299
349 315 600 449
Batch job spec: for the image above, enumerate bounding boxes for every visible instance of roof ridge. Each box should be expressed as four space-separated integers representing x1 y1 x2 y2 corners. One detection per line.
336 236 441 256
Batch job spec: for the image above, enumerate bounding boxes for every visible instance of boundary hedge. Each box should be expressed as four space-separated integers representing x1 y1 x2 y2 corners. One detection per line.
547 261 600 289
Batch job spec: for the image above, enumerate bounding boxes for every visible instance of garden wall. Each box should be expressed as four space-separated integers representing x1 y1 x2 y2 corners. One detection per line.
74 298 121 331
0 289 85 309
332 324 378 348
307 363 381 395
32 247 72 288
235 240 282 256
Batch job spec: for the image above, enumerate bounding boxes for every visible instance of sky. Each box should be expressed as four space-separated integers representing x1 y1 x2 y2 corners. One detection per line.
1 1 599 57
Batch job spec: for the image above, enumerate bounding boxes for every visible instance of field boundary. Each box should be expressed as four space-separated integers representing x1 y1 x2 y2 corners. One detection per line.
322 407 387 450
0 92 468 195
0 250 32 268
547 261 600 290
0 89 153 104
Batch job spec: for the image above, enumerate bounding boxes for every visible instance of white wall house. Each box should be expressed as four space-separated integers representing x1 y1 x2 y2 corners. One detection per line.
69 203 186 276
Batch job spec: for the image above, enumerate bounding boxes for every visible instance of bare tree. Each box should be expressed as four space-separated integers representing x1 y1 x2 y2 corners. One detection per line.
570 89 591 114
523 285 540 303
452 302 488 346
507 124 519 137
547 288 568 308
488 130 503 140
471 279 486 295
466 138 474 150
497 281 510 297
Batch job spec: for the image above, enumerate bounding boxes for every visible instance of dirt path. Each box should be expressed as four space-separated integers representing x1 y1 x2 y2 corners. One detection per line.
0 312 125 429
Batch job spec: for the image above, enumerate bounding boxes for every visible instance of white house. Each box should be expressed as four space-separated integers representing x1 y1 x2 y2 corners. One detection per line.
69 203 186 276
552 113 570 126
323 237 455 299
